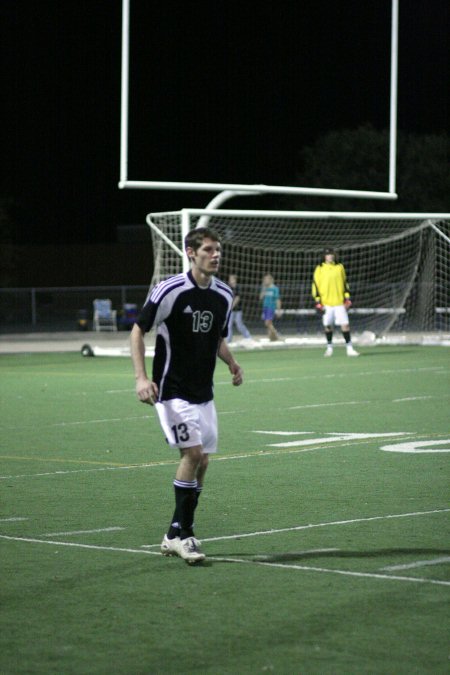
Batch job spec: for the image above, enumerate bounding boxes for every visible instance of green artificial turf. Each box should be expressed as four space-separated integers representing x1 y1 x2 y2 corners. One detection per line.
1 345 449 673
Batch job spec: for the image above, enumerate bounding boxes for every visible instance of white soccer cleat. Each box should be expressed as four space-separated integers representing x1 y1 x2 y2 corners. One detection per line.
324 347 333 357
172 536 205 564
160 534 180 556
346 346 360 357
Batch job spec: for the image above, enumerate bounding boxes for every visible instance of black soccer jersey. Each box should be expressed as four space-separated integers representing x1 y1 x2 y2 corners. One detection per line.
136 271 233 403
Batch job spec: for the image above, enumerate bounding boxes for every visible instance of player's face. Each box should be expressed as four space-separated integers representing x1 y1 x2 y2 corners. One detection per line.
189 238 222 276
325 253 335 263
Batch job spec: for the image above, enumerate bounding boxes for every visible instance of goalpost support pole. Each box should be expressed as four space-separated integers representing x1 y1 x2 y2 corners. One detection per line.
181 210 191 273
389 0 399 195
120 0 130 185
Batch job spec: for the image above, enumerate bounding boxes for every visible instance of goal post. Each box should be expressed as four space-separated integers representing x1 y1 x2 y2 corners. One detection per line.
146 210 450 337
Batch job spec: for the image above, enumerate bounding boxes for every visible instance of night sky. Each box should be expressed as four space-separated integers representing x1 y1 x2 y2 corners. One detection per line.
2 0 449 245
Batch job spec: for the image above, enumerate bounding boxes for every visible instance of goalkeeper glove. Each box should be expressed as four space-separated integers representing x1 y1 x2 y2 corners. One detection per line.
344 299 352 309
315 302 324 313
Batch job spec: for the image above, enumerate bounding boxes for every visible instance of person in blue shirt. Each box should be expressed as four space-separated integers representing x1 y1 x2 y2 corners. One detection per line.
260 273 282 341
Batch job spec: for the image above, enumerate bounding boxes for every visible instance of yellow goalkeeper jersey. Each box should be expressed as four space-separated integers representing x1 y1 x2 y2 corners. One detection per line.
312 262 351 306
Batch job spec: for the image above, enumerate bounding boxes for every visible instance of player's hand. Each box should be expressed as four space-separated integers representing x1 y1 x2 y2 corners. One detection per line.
344 299 352 309
229 362 243 386
315 303 324 313
136 377 159 405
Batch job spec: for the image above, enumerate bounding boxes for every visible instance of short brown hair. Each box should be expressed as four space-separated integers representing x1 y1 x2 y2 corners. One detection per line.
184 226 221 253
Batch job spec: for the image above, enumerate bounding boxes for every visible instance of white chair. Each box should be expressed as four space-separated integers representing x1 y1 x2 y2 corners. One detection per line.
93 299 117 331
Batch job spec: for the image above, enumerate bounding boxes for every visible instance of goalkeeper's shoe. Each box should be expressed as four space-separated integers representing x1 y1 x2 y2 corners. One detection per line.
160 534 180 556
172 536 205 564
324 346 333 357
346 346 360 357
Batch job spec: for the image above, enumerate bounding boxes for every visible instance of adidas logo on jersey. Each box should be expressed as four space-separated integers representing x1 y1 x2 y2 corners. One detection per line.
183 305 193 314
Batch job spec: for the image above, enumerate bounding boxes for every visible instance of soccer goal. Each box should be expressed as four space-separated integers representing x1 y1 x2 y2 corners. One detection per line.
146 210 450 338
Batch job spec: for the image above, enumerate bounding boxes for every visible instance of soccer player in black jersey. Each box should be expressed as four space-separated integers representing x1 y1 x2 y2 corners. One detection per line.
130 226 243 563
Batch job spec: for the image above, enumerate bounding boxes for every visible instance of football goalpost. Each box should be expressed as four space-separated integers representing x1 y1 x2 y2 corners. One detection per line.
146 209 450 339
106 2 449 354
119 0 399 201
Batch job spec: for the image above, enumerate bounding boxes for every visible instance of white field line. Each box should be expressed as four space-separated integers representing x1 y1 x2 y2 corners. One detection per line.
40 527 125 537
0 460 179 480
0 432 441 480
392 396 434 402
0 517 28 522
103 378 294 394
380 556 450 571
0 414 154 431
0 534 157 556
103 366 446 394
262 432 411 449
3 390 447 433
285 397 440 410
0 434 416 481
51 415 153 427
106 389 135 394
1 520 449 588
204 556 450 588
289 400 371 410
216 366 447 384
140 508 450 546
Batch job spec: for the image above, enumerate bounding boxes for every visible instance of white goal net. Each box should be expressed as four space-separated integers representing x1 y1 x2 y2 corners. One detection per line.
146 210 450 337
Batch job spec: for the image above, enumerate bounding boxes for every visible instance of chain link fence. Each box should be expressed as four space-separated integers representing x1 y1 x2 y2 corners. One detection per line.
0 286 150 332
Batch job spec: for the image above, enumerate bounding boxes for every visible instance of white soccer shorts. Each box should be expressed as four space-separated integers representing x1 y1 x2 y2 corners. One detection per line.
322 304 349 327
155 398 218 454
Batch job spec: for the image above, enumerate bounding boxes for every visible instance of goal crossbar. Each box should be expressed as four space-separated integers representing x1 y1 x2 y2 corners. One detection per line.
149 210 450 220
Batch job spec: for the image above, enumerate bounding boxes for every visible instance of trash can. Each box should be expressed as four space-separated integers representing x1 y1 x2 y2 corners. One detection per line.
77 309 89 331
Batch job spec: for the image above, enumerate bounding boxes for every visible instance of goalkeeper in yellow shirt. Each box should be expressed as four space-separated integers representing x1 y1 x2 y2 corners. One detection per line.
312 248 359 357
